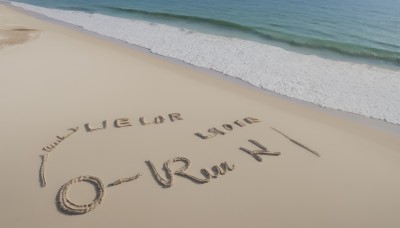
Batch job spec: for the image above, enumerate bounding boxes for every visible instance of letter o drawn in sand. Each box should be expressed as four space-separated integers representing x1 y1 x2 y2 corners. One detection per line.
57 176 105 215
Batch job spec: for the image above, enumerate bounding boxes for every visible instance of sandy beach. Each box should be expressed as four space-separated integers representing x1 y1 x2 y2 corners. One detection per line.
1 2 400 227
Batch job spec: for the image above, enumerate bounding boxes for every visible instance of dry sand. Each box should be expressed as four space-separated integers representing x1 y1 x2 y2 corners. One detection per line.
1 3 400 228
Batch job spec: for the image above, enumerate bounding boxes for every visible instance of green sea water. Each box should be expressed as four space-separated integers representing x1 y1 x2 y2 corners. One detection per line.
10 0 400 65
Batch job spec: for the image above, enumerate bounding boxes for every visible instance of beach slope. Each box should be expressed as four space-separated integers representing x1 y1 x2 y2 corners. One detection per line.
1 3 400 228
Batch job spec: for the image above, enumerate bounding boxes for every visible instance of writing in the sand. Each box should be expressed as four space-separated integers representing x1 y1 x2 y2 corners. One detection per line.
41 112 183 153
58 157 236 215
84 112 183 132
37 112 320 216
194 117 261 139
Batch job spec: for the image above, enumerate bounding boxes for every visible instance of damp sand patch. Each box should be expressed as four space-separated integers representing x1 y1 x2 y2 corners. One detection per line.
0 28 40 48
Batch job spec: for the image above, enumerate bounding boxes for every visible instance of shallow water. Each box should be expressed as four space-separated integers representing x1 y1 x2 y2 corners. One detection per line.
8 0 400 125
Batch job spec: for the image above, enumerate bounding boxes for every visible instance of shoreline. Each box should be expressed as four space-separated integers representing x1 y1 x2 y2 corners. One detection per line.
7 1 400 126
4 1 400 138
7 1 400 70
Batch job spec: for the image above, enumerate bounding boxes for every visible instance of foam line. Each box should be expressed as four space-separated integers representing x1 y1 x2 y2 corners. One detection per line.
11 2 400 125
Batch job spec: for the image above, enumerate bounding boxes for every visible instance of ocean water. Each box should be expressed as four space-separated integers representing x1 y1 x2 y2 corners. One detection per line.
6 0 400 125
8 0 400 64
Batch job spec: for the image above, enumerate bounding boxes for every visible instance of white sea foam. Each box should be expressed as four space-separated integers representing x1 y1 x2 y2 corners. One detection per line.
11 2 400 125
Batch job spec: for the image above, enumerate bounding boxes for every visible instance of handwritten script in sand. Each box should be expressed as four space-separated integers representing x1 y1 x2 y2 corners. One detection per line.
37 112 320 215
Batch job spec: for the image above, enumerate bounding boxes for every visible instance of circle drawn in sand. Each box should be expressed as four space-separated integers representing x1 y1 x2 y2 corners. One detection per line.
57 176 105 215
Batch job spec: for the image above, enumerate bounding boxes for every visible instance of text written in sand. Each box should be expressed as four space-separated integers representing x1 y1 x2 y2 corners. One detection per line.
84 112 183 132
36 112 320 215
56 156 235 215
194 117 261 139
